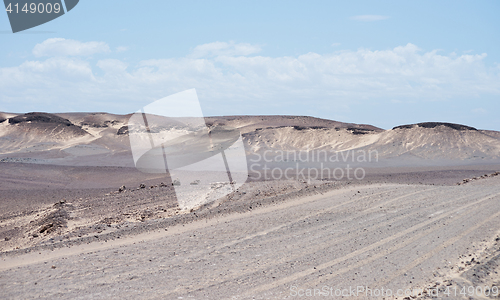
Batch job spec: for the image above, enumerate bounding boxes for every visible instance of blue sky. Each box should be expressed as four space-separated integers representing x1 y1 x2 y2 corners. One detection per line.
1 0 499 130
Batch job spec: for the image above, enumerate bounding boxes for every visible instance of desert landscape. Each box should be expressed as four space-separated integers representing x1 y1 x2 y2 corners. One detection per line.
1 111 500 299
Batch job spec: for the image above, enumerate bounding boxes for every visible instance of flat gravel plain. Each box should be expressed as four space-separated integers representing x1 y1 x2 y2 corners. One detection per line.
1 176 500 299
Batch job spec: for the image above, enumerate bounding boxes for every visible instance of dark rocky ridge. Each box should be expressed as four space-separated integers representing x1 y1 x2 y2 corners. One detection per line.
9 112 73 126
79 114 121 128
393 122 477 131
346 127 374 135
205 115 383 132
7 112 89 136
250 125 375 135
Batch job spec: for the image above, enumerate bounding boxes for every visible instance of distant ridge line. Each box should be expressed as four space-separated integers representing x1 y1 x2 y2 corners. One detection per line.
393 122 477 131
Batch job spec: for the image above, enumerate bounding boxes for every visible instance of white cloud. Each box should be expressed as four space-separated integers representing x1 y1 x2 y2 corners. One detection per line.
116 46 128 52
33 38 110 57
350 15 390 22
1 41 499 116
97 59 128 73
1 57 94 86
189 41 262 58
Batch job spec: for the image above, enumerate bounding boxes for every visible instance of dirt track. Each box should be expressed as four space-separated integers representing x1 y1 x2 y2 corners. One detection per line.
1 176 499 299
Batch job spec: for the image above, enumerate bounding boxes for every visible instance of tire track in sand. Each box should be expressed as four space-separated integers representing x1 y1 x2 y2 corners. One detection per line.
237 191 500 298
161 188 489 297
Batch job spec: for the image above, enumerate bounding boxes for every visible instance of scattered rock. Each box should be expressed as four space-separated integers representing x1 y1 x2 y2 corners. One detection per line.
37 209 69 235
117 125 129 135
458 171 500 185
0 157 46 163
118 185 126 192
39 223 54 233
80 121 108 128
172 180 181 186
347 127 374 135
139 183 146 189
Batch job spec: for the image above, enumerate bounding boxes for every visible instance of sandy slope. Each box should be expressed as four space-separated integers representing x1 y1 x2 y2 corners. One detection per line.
243 125 500 161
1 176 500 299
2 112 500 168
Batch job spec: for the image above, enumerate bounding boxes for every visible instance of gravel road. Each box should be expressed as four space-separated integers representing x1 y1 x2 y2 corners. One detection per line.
1 177 500 299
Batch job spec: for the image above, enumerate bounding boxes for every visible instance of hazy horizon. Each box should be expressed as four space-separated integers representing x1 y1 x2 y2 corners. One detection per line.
2 110 496 132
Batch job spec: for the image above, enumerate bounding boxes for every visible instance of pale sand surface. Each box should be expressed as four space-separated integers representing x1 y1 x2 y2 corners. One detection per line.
1 113 500 299
1 175 499 299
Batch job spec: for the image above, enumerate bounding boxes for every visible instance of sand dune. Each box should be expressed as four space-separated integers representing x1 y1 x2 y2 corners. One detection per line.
241 121 500 164
1 112 499 167
365 124 500 160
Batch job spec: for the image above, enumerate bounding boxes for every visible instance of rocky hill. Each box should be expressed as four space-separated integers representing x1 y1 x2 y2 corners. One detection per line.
0 112 499 166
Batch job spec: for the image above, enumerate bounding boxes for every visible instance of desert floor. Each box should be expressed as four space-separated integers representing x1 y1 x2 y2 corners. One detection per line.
1 163 500 299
